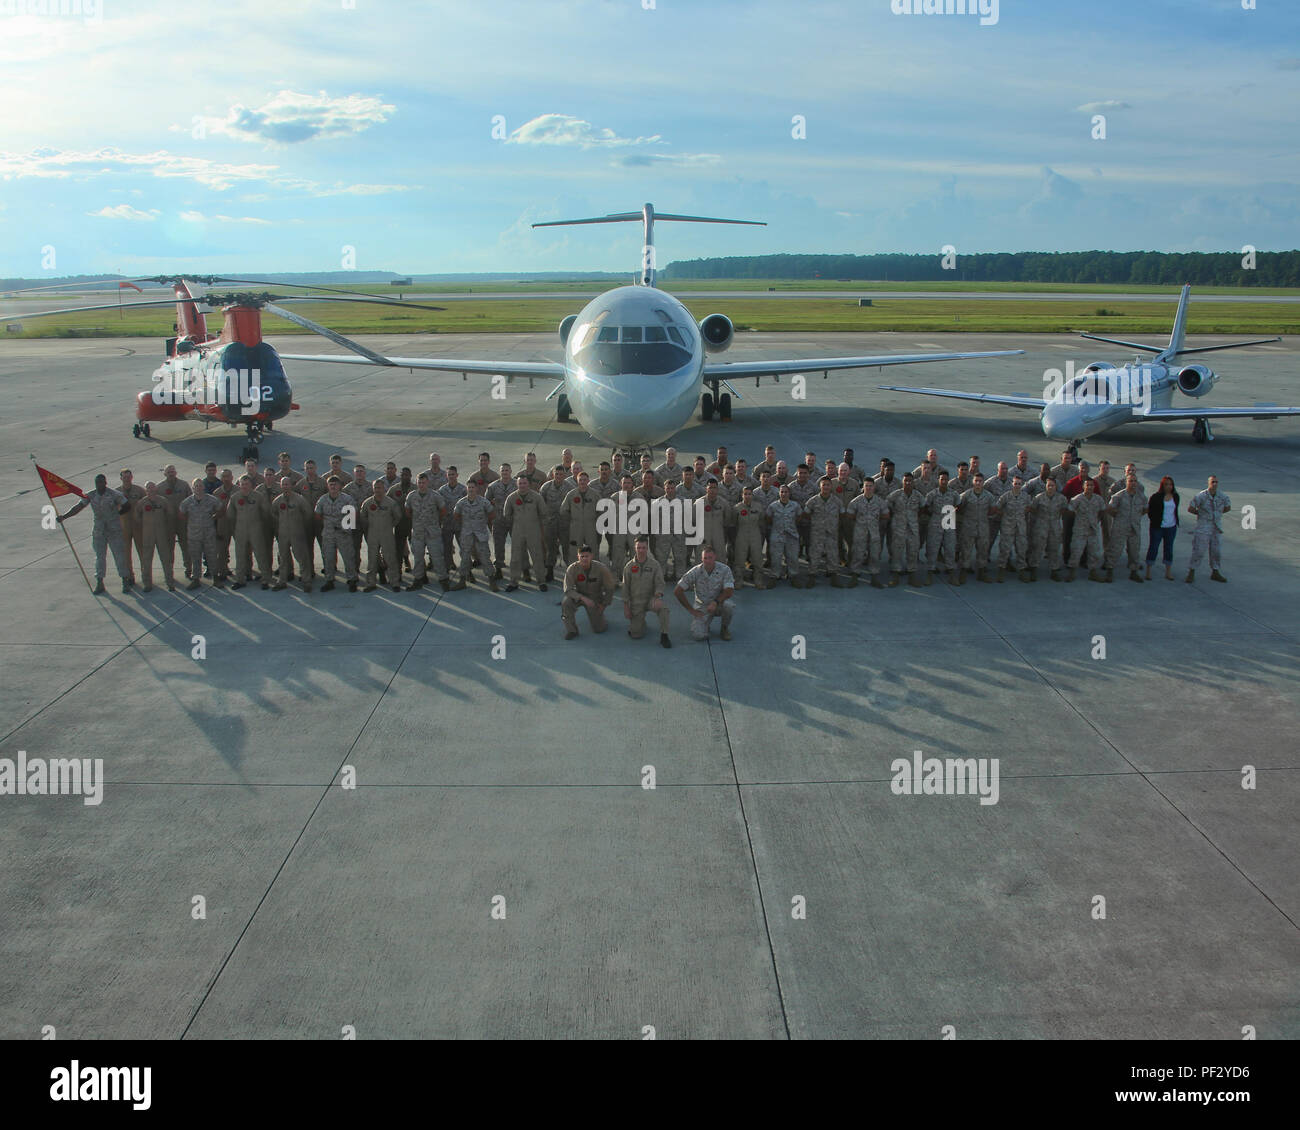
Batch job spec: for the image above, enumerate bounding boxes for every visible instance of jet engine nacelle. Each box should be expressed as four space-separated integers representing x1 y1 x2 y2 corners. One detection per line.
699 313 734 354
1176 364 1217 397
558 314 578 346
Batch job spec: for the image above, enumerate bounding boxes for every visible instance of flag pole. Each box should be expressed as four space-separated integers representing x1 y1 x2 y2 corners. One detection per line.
31 454 95 592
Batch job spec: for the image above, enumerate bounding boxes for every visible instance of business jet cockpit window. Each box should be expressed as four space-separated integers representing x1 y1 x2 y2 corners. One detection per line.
575 325 693 376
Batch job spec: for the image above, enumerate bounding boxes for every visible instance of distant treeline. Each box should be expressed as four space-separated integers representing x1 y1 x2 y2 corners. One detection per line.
662 251 1300 287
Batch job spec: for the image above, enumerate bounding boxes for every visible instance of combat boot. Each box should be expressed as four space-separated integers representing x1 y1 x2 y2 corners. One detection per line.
1129 570 1143 583
1185 569 1194 583
440 578 452 591
121 578 132 593
1020 569 1034 582
406 579 424 591
1211 570 1227 583
908 571 922 587
995 566 1006 583
1104 568 1114 583
871 575 885 589
1050 570 1061 582
1064 567 1076 582
887 572 900 587
977 568 992 583
321 580 336 591
363 583 378 592
347 579 358 592
953 569 965 585
489 576 499 592
1088 568 1105 582
189 579 202 591
922 571 933 586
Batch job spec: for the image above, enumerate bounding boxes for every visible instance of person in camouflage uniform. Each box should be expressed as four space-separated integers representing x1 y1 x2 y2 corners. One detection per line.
674 546 736 641
956 472 996 583
887 474 924 586
405 472 450 591
846 478 889 587
179 478 224 590
766 484 803 582
992 475 1031 582
1186 475 1232 584
1028 477 1068 581
1065 478 1107 582
484 463 513 579
453 479 497 590
1104 474 1147 583
922 472 960 585
315 476 359 592
803 477 843 583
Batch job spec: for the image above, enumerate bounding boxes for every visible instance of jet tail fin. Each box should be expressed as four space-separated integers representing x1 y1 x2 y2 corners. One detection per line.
533 203 764 286
1167 284 1192 357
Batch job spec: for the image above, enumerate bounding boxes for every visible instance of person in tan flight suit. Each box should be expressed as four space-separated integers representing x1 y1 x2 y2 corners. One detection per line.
230 475 272 590
361 479 403 592
732 486 767 589
271 476 314 592
134 481 176 592
623 536 671 647
561 471 601 566
116 469 146 583
504 474 547 591
562 544 615 639
159 464 192 579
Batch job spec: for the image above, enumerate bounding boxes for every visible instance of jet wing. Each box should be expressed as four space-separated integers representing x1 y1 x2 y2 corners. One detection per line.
278 353 565 377
1140 405 1300 421
876 385 1046 410
703 349 1024 379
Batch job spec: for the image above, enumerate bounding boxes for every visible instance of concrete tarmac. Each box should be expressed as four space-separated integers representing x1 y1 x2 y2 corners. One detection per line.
1 331 1296 1039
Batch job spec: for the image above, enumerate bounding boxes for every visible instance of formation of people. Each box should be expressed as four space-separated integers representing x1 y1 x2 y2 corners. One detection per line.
56 443 1236 643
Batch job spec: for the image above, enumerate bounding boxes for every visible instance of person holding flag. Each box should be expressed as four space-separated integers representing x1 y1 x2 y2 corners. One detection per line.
49 470 132 594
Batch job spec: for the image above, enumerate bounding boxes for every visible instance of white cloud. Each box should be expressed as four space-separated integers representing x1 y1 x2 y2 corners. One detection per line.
184 90 395 145
179 210 272 225
1076 100 1132 113
616 152 721 168
87 204 160 221
507 114 662 149
0 147 415 196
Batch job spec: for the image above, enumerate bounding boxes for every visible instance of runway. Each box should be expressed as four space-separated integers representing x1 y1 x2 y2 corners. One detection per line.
1 331 1296 1038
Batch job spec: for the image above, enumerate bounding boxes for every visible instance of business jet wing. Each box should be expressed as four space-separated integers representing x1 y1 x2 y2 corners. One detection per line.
1139 404 1300 421
278 353 565 377
876 385 1047 409
703 348 1024 379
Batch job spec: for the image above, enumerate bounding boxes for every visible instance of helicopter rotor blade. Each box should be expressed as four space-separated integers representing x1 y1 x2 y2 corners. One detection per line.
264 302 395 367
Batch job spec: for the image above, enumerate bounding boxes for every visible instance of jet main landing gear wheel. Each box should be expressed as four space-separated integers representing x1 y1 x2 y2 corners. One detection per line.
557 393 571 423
718 392 732 421
1192 418 1213 444
700 391 715 421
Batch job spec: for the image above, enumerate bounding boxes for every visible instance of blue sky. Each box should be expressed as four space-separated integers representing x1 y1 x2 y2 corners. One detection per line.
1 0 1296 277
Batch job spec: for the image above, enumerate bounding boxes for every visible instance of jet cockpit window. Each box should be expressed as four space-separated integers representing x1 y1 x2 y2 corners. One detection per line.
575 322 693 377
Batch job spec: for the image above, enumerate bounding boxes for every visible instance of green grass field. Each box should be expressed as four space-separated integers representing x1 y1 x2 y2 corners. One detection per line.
3 289 1296 338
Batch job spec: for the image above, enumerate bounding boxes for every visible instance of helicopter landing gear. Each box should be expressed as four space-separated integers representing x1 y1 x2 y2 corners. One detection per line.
1192 418 1213 444
240 421 264 463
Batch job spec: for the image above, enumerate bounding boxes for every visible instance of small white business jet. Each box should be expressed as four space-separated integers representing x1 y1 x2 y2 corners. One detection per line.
879 285 1294 449
280 203 1023 458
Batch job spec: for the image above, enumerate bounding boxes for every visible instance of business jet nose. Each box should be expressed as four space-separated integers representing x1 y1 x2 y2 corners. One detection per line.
1040 403 1068 438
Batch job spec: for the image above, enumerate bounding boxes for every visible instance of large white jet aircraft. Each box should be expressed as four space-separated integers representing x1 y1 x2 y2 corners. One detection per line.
879 285 1295 450
280 203 1024 457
